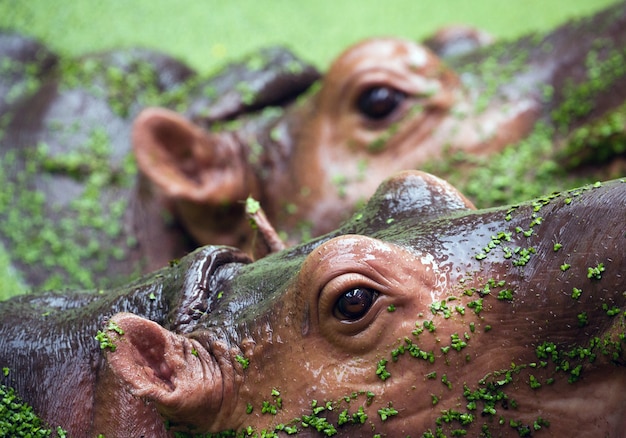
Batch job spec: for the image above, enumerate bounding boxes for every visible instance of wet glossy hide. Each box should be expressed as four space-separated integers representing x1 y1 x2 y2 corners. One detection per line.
2 171 622 437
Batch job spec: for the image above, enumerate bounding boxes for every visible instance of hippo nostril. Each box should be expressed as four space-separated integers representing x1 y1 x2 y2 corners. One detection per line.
355 86 407 120
334 287 379 320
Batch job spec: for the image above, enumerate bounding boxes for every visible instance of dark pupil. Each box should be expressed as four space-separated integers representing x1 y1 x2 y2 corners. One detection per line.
356 86 406 120
336 288 377 320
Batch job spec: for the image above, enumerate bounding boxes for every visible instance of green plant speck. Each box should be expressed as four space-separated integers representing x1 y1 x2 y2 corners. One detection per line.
423 320 436 332
376 359 391 381
529 375 541 389
261 400 278 415
467 299 483 315
378 404 399 421
587 263 605 279
534 417 550 431
352 406 368 424
497 289 514 301
245 196 261 215
106 320 124 335
602 303 621 317
430 300 452 318
236 354 250 369
95 330 116 351
441 374 452 389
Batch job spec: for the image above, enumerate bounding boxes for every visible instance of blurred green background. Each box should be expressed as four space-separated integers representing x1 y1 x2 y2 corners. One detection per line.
0 0 617 299
0 0 616 73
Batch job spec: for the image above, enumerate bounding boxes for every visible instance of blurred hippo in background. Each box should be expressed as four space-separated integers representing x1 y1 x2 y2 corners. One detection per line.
134 1 626 256
0 171 624 437
1 1 625 294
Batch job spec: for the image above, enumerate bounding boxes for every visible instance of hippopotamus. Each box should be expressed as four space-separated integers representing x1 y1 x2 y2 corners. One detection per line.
134 0 626 256
1 171 624 437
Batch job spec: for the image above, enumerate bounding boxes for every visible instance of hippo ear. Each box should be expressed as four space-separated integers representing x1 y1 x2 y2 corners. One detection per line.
132 107 250 204
105 312 220 428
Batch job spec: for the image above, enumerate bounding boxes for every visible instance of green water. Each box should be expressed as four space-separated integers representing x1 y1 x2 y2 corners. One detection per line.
0 0 615 72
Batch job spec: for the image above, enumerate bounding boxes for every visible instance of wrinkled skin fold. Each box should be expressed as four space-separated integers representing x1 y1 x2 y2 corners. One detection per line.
1 171 624 437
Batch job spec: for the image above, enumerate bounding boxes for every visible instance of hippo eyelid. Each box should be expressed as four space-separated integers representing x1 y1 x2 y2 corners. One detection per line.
306 235 435 350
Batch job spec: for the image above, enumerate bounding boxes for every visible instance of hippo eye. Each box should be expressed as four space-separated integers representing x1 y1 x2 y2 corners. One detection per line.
356 86 407 120
334 287 379 321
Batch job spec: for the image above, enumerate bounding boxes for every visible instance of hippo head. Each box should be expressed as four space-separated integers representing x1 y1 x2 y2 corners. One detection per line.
131 36 547 255
103 171 625 436
132 38 509 254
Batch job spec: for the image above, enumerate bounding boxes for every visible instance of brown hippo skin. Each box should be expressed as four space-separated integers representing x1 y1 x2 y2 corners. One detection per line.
1 171 624 437
133 1 626 256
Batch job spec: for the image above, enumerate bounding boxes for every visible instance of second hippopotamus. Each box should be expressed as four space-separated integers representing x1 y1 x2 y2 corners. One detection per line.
134 1 626 256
